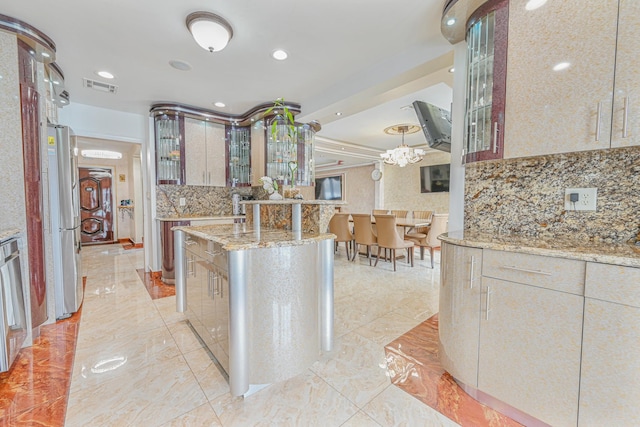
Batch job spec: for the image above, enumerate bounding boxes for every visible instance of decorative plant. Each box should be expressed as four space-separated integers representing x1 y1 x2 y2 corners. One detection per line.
265 98 298 186
259 176 278 195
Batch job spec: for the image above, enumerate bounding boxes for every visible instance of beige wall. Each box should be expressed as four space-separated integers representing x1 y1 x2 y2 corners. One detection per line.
317 164 375 214
383 151 451 215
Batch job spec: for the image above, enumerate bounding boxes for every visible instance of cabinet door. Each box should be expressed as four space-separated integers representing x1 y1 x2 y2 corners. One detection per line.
184 118 207 186
579 299 640 426
478 278 583 427
610 0 640 148
155 115 184 185
438 243 482 387
214 268 230 373
463 0 508 163
185 252 204 336
503 0 618 158
201 265 217 351
206 122 227 187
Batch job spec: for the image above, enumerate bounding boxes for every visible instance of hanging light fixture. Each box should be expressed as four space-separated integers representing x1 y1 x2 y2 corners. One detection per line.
380 124 425 167
186 12 233 53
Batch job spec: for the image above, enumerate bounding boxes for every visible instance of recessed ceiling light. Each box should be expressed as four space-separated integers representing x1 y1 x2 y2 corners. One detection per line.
81 149 122 159
52 80 60 85
553 62 571 71
60 99 67 104
169 60 192 71
525 0 548 10
335 112 342 116
448 67 455 73
272 49 288 60
214 102 226 108
96 71 115 79
446 18 456 26
42 52 50 58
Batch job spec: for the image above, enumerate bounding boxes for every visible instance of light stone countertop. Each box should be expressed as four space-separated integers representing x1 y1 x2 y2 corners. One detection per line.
241 200 346 205
156 215 245 222
0 228 21 242
173 223 335 251
440 230 640 268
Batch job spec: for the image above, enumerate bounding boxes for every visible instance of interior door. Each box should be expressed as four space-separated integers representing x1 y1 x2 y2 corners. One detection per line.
79 167 114 244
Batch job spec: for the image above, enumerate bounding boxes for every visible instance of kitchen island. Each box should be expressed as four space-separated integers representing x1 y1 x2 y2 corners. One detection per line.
173 222 335 397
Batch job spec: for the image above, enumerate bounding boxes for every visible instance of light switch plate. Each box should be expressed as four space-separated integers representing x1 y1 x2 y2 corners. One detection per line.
179 197 186 206
565 188 597 211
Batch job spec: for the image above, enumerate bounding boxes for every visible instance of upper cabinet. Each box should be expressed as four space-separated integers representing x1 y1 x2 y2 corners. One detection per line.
226 125 251 186
463 0 508 163
184 118 226 187
610 0 640 149
503 0 624 158
155 114 184 185
265 118 317 186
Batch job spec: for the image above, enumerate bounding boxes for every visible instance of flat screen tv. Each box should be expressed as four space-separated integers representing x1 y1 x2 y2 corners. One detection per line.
413 100 451 153
315 175 344 200
420 164 450 193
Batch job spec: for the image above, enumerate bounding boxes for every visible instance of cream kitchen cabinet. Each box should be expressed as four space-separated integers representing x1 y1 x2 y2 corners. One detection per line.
184 117 226 186
579 262 640 426
438 242 482 388
503 0 621 158
610 0 640 149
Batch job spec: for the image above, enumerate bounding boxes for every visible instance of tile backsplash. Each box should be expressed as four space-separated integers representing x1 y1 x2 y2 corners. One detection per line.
464 146 640 243
156 185 252 217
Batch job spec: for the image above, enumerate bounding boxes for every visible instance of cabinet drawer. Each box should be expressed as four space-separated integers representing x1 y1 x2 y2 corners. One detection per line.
585 263 640 308
482 249 585 295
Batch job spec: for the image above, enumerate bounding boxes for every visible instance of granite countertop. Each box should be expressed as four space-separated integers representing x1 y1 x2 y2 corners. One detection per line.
156 215 245 222
0 228 21 242
440 230 640 268
241 200 346 205
173 223 335 251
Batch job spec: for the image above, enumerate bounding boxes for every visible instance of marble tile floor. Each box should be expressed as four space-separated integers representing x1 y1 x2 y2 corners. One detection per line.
1 243 514 426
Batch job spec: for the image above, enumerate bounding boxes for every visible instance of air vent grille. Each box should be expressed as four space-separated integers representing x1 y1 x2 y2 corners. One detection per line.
83 78 118 94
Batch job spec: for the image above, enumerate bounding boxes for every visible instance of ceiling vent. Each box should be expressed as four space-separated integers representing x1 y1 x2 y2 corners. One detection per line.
83 78 118 94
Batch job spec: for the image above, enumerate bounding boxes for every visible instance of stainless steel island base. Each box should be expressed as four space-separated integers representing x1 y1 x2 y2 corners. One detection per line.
174 225 334 397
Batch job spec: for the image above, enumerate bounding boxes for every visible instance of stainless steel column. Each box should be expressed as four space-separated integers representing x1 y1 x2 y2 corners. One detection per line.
228 250 249 396
253 204 260 231
174 230 186 313
319 238 334 352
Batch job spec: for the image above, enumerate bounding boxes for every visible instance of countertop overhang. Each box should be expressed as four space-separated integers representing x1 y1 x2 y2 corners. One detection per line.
440 230 640 268
240 200 346 205
157 215 245 222
173 223 335 251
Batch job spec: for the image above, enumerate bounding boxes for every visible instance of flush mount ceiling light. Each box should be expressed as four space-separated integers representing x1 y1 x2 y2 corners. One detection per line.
380 124 425 167
186 12 233 53
81 149 122 160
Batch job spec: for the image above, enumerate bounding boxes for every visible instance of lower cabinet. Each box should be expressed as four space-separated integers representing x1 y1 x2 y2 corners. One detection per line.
184 237 230 373
578 263 640 426
439 242 482 387
478 277 583 427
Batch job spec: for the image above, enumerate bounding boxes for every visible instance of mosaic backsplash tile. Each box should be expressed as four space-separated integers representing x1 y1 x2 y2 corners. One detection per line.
464 146 640 243
156 185 252 218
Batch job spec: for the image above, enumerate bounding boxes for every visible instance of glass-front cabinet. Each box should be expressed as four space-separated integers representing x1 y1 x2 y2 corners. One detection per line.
155 114 184 184
463 0 508 163
226 125 251 186
265 118 316 186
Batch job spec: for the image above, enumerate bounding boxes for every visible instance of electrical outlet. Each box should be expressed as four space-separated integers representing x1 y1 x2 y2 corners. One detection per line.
565 188 597 211
179 197 186 206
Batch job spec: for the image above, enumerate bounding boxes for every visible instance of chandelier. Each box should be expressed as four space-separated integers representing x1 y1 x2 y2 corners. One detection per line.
380 124 425 167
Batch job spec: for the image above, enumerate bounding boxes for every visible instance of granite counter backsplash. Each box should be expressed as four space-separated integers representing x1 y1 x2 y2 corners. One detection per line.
156 185 252 218
465 146 640 243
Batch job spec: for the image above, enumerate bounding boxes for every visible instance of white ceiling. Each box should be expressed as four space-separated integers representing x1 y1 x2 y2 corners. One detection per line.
3 0 454 166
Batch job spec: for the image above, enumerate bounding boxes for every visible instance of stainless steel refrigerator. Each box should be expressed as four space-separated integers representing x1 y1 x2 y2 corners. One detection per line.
47 125 83 320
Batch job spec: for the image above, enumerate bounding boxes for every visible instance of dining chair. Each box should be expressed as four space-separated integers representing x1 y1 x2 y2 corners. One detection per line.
405 210 433 239
405 213 448 268
351 213 377 265
373 214 414 271
372 209 389 215
328 213 355 260
390 210 408 218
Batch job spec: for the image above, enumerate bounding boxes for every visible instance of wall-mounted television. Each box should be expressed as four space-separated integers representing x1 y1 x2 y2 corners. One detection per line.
413 100 451 153
420 164 450 193
315 175 344 200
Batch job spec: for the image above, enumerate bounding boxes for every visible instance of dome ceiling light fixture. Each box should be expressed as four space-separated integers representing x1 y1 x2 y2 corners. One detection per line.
186 12 233 53
380 124 425 167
